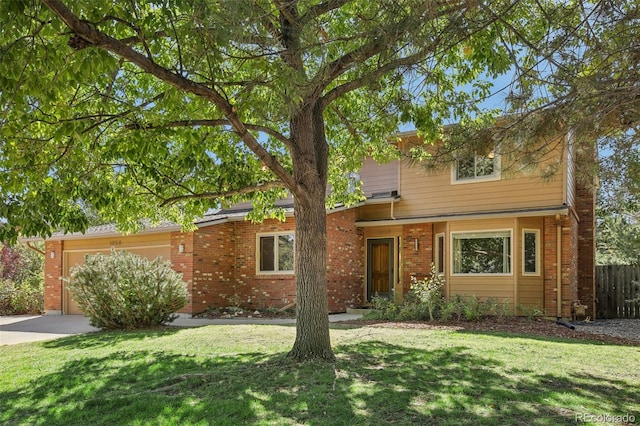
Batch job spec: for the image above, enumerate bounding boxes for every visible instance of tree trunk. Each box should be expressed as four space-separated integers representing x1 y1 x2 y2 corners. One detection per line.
287 103 335 362
287 192 334 361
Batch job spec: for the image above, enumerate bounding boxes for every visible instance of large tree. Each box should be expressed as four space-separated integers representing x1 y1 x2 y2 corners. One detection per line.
0 0 633 360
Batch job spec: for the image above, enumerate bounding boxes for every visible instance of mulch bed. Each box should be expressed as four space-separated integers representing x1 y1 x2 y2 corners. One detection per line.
195 307 296 320
337 317 640 346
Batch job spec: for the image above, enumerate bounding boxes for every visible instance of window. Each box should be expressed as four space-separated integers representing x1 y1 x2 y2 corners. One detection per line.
454 152 499 182
435 233 445 274
258 233 294 273
523 230 540 275
452 230 512 274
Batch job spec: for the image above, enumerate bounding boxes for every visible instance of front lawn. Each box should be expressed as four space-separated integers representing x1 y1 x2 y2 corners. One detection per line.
1 324 638 425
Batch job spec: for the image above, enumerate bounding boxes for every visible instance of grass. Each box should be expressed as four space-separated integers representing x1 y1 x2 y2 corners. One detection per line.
1 323 639 425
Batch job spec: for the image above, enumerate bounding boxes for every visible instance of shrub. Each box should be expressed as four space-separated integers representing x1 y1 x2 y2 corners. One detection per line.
0 244 44 315
517 304 545 322
363 296 400 320
409 263 445 321
439 294 465 321
67 250 188 329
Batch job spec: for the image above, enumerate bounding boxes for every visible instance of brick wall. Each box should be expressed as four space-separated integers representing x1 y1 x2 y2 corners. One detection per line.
185 209 364 314
173 227 238 315
543 214 578 318
326 209 364 311
46 209 365 316
576 183 596 315
402 223 434 296
233 218 297 310
192 223 236 313
44 241 63 314
170 232 194 314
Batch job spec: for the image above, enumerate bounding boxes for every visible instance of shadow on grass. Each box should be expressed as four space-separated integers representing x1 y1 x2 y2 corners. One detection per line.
41 327 184 349
2 336 639 425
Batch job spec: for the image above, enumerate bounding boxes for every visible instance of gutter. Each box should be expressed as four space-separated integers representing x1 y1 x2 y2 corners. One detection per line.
356 206 569 227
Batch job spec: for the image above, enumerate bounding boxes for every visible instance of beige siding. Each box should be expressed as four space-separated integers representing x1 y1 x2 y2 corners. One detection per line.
390 138 567 219
396 167 564 218
448 276 515 301
565 133 576 207
360 156 399 197
358 203 397 221
64 232 171 251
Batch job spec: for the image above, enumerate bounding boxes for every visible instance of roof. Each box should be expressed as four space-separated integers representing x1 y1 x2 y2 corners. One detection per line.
24 201 328 241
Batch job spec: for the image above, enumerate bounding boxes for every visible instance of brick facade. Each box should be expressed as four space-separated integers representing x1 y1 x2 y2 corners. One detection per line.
326 209 365 312
44 240 64 314
543 214 580 318
170 231 194 314
576 182 596 316
176 209 364 315
44 204 595 318
401 223 434 296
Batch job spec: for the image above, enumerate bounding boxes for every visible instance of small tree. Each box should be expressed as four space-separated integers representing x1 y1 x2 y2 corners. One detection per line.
67 250 187 330
409 263 445 321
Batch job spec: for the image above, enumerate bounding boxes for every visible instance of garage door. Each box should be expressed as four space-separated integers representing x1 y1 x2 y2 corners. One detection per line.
64 246 171 315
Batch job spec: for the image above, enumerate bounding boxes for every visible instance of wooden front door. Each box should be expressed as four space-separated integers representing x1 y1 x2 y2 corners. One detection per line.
367 238 394 300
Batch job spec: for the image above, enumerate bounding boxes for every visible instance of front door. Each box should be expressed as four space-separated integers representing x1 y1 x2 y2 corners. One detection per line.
367 238 394 301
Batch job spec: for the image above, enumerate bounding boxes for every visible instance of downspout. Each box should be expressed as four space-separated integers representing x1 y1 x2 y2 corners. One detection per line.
556 214 562 319
390 199 396 220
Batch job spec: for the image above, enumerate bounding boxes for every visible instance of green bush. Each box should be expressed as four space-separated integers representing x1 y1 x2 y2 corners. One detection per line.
439 294 465 321
0 243 44 315
67 250 188 330
409 264 445 321
363 296 400 320
1 279 44 315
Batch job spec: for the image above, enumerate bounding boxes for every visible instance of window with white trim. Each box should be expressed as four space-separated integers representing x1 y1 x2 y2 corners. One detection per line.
522 229 540 275
258 233 294 273
454 152 500 182
452 230 512 274
435 233 445 274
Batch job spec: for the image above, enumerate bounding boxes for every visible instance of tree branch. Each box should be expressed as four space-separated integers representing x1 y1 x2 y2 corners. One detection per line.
315 0 474 99
125 119 292 149
42 0 298 193
299 0 352 26
159 180 286 207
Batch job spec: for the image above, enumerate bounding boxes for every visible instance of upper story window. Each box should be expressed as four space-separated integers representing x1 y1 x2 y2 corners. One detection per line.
258 233 294 274
453 152 500 183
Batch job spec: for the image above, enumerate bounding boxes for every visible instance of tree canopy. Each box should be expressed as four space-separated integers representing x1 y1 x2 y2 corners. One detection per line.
0 0 637 360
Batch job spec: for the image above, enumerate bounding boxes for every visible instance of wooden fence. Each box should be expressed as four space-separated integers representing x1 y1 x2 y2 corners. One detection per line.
596 265 640 319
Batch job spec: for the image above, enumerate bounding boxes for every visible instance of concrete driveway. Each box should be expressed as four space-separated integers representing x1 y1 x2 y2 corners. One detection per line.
0 315 100 345
0 313 362 346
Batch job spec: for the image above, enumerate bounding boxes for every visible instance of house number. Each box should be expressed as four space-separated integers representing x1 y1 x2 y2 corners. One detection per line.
110 240 122 246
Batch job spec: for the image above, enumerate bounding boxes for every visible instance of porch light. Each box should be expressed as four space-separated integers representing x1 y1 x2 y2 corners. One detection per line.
50 251 56 259
178 243 185 253
414 238 419 251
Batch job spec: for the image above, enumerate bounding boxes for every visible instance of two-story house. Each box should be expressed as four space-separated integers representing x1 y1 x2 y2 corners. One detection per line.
39 129 596 319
